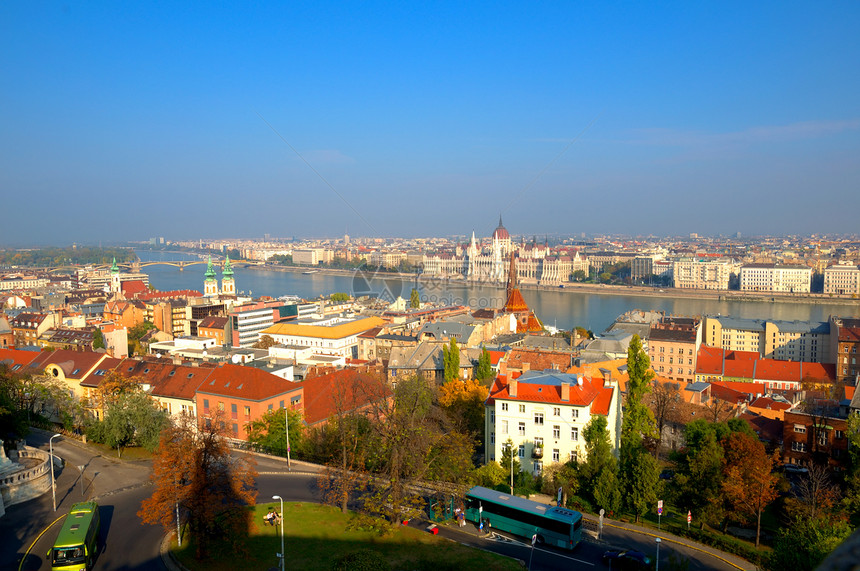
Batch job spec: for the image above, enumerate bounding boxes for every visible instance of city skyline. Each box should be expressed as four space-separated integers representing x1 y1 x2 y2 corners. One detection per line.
2 2 859 244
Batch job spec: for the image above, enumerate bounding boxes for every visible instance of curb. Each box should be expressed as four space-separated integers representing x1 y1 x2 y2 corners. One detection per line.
160 533 191 571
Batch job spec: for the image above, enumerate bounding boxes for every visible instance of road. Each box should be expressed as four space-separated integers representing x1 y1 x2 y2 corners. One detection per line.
2 438 746 571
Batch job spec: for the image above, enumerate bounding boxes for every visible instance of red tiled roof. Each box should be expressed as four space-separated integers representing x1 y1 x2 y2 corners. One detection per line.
739 412 784 444
507 348 573 372
487 374 604 407
301 369 391 425
28 349 109 380
198 316 228 330
711 380 766 402
504 289 529 313
196 364 301 401
487 350 507 366
79 357 124 387
749 396 791 411
591 386 614 416
137 290 203 301
121 280 148 297
0 348 42 369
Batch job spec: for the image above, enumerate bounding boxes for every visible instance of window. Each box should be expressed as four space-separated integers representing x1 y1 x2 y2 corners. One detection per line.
533 461 542 473
501 420 509 435
553 449 560 462
791 441 807 452
518 422 526 436
553 407 561 417
571 409 579 420
203 399 210 412
518 404 526 413
571 427 579 441
534 412 544 426
835 430 844 440
569 451 578 462
231 403 238 419
518 445 525 458
501 403 508 411
232 423 239 435
279 400 285 409
490 432 495 444
818 432 828 447
244 406 251 418
490 410 495 423
794 425 806 434
218 402 224 412
553 425 560 439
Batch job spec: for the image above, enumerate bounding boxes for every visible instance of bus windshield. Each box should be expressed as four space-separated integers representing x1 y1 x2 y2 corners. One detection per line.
52 546 85 565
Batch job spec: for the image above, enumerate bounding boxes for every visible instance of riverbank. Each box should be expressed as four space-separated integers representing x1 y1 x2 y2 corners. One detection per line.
243 264 860 306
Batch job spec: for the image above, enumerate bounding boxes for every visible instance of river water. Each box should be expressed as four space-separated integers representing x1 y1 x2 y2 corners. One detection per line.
136 250 860 333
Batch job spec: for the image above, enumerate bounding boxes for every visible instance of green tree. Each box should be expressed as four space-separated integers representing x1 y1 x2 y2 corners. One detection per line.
245 407 304 457
442 338 460 383
330 292 350 302
770 516 852 571
499 438 521 492
409 288 420 309
672 425 726 528
91 389 169 457
475 348 494 383
92 327 105 350
625 450 659 522
571 270 586 282
580 415 621 512
474 461 507 489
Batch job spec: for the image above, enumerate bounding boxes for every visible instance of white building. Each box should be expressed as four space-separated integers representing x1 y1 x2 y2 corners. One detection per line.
484 370 620 476
261 315 384 359
740 263 812 293
672 258 735 290
823 263 860 295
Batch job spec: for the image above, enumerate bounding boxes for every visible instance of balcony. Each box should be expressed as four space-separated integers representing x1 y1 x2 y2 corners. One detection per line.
532 446 543 459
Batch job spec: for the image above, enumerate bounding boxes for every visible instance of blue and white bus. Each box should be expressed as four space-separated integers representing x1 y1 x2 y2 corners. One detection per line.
464 486 583 550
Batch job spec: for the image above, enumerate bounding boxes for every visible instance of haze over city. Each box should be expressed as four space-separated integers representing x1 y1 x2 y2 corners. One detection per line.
2 2 859 244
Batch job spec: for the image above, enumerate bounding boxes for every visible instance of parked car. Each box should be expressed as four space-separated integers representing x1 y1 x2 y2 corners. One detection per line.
602 549 651 569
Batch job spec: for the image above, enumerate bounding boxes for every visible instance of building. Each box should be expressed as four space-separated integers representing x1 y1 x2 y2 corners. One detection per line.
831 317 860 383
702 316 831 363
485 370 620 476
695 344 836 392
262 315 384 359
195 364 303 442
739 263 812 293
387 340 481 383
648 318 702 384
36 327 95 352
301 369 391 426
782 408 850 471
823 263 860 296
293 248 333 266
10 312 57 348
672 258 734 290
198 316 229 345
0 274 49 291
103 300 146 329
229 300 285 348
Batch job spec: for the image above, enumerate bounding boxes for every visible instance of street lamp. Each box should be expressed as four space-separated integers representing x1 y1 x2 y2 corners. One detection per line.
76 465 85 498
272 495 284 571
281 406 291 472
49 433 61 511
655 537 661 571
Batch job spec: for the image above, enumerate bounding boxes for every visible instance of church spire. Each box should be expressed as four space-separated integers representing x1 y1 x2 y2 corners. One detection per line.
222 255 234 277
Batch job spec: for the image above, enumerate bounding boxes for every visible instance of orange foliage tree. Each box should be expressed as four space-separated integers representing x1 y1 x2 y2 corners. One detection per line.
721 431 780 548
138 412 258 560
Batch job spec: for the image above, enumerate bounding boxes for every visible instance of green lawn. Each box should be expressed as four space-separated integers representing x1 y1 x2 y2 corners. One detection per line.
172 503 523 571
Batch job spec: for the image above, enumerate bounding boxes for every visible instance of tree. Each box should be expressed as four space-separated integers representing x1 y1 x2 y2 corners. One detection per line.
651 381 681 457
139 413 258 560
330 292 350 303
571 270 586 282
672 427 726 529
499 438 521 491
409 288 420 309
721 432 780 547
626 450 659 523
252 334 277 350
771 516 853 571
245 407 304 457
92 328 105 350
90 388 168 457
442 338 460 383
437 377 486 439
475 348 494 383
580 416 621 513
786 464 840 521
474 461 507 489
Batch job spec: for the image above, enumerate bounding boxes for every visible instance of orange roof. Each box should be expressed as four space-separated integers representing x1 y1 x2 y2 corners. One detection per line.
487 350 507 366
29 349 109 380
196 363 301 402
507 348 573 372
749 396 791 411
0 348 42 370
488 373 607 408
591 386 614 416
301 369 391 425
504 289 529 313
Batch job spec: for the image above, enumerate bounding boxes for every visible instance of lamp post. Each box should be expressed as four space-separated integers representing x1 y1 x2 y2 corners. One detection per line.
285 406 291 472
655 537 661 571
77 465 85 498
49 433 61 511
273 495 284 571
509 444 514 494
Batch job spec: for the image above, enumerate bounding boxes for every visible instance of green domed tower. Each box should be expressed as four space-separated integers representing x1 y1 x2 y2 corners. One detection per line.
204 256 218 296
221 255 236 295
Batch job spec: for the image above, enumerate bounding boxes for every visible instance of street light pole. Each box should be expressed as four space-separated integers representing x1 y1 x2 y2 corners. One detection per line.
285 407 291 472
655 537 661 571
273 495 285 571
77 465 85 498
49 433 61 512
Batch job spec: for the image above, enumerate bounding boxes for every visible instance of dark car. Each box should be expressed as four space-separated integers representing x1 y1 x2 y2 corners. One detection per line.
602 549 651 569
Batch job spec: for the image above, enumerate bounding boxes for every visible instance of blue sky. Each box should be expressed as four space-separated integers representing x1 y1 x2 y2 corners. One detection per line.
2 2 859 244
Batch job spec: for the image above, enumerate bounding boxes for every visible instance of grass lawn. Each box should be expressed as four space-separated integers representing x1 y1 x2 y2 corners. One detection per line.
85 442 154 461
172 503 523 571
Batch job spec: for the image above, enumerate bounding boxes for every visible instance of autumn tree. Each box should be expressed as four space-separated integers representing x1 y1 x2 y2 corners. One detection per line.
721 431 780 547
786 464 840 521
442 338 460 383
139 413 258 560
253 335 277 350
651 381 681 457
437 377 487 439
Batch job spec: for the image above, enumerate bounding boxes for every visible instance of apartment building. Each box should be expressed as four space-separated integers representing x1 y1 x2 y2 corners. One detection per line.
823 263 860 295
229 300 285 348
739 263 812 293
263 315 384 359
485 370 620 476
702 316 831 362
648 318 701 384
672 258 734 290
832 317 860 383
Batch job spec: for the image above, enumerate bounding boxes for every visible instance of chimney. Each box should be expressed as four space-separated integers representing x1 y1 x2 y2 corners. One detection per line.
499 360 507 376
561 381 570 402
509 377 518 398
522 362 530 372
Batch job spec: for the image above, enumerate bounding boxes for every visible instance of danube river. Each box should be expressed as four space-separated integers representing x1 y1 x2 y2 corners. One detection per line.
136 251 860 333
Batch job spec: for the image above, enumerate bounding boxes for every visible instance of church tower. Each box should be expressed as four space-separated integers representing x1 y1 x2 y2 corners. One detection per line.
221 255 236 295
204 256 218 296
109 257 121 295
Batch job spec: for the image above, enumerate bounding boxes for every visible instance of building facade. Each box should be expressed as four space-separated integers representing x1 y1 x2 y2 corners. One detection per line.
739 263 812 293
672 258 734 290
823 264 860 296
703 316 831 363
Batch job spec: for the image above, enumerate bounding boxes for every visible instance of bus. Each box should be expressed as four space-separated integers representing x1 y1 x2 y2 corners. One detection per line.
48 501 101 570
464 486 582 550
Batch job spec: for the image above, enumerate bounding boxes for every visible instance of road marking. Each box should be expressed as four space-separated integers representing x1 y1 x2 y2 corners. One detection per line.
486 531 594 566
533 547 595 566
19 513 67 571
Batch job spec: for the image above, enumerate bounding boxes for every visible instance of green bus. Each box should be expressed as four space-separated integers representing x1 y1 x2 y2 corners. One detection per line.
49 501 101 571
464 486 582 550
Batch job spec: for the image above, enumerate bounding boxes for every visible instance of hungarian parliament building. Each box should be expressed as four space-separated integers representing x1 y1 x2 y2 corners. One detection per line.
421 218 588 286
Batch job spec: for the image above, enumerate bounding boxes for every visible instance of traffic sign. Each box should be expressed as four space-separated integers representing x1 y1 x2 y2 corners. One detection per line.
687 510 692 523
657 500 663 516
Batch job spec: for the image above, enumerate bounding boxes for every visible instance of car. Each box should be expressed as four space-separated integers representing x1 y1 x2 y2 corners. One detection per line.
783 464 809 476
602 549 651 570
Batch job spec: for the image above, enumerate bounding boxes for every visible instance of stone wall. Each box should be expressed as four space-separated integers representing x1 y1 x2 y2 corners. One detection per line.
0 447 57 508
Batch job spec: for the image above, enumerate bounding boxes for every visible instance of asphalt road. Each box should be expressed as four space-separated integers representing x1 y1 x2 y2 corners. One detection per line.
2 440 744 571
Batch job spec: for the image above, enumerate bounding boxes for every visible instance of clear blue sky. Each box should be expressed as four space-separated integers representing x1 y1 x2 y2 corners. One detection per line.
2 2 858 245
